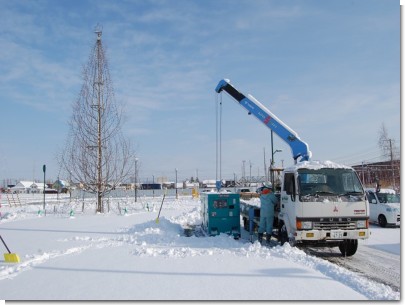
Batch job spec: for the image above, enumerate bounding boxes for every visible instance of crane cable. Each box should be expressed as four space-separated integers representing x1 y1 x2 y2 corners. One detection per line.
215 92 223 186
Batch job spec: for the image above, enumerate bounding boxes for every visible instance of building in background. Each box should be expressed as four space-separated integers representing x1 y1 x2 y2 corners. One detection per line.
352 160 400 192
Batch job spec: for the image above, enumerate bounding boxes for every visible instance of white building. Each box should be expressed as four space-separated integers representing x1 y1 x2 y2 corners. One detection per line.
11 181 45 193
202 180 217 188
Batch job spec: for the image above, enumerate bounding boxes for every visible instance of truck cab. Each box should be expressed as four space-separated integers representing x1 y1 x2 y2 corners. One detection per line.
278 160 370 256
365 188 400 227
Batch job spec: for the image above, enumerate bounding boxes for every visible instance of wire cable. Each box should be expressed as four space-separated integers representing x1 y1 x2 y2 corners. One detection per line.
219 93 222 182
215 93 218 181
215 92 223 184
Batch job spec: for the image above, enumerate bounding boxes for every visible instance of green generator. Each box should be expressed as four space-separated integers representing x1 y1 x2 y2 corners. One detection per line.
201 192 241 238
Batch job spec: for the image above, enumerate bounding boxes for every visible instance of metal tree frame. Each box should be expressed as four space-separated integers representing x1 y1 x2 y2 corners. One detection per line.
61 28 134 213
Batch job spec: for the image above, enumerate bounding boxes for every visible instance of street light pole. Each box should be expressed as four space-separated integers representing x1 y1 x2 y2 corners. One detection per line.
271 149 282 187
270 130 282 188
272 150 282 166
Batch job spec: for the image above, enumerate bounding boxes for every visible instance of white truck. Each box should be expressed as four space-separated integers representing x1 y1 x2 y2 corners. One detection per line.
216 79 370 256
278 160 369 256
365 188 400 227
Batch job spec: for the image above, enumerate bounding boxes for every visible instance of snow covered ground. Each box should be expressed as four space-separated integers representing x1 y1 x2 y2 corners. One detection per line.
0 193 400 301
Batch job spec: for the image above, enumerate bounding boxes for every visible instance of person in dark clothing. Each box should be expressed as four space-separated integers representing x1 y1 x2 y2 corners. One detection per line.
258 184 278 243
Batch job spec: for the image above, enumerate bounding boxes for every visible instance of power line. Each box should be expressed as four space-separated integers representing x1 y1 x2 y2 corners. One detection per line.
338 153 381 165
330 145 379 162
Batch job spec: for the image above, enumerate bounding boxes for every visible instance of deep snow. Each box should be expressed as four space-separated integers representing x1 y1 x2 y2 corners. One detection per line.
0 193 400 300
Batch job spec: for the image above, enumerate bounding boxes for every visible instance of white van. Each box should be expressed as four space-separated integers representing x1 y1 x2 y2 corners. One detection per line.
365 188 400 227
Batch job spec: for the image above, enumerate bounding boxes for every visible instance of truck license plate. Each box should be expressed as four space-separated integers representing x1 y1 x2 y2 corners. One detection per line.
330 230 344 239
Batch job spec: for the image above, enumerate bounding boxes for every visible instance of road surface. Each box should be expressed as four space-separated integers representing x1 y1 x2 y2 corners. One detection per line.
305 244 400 292
240 226 400 292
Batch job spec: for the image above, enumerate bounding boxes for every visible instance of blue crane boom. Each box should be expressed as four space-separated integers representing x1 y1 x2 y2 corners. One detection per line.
215 79 312 162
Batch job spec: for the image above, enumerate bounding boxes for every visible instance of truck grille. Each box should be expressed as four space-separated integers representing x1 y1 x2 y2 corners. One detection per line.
313 221 357 230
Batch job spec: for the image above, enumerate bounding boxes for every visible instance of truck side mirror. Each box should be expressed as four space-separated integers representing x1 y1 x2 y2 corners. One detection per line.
371 199 377 204
291 182 296 202
291 193 296 202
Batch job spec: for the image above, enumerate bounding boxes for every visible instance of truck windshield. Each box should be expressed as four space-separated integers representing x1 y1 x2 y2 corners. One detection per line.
298 168 363 199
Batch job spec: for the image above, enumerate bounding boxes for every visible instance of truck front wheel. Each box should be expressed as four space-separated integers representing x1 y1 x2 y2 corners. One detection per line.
338 239 358 257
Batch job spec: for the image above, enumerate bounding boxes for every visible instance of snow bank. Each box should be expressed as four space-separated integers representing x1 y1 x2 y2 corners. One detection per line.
0 196 399 300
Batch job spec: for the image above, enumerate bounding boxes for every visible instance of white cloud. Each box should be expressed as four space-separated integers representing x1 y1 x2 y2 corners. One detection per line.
0 0 399 182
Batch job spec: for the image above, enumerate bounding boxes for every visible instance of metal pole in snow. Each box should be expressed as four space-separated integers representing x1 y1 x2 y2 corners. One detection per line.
175 169 178 199
43 164 46 215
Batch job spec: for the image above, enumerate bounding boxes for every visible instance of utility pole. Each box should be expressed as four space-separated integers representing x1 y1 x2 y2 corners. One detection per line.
382 138 396 189
249 160 252 185
242 160 246 186
388 139 395 189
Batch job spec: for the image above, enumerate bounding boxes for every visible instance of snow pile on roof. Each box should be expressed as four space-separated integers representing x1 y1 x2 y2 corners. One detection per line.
285 160 353 171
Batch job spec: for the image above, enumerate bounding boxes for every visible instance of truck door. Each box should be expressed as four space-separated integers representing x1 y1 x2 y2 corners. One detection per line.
281 172 299 231
366 191 378 222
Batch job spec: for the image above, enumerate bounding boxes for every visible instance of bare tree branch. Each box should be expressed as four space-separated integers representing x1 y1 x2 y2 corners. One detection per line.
378 123 399 161
60 28 135 213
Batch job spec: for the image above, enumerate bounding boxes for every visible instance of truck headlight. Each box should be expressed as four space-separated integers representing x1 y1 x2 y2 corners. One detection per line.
356 220 367 229
297 220 312 230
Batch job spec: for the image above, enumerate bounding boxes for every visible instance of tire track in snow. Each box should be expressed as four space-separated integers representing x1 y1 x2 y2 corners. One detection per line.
270 244 399 300
0 236 124 281
305 245 400 293
239 229 399 300
0 245 91 280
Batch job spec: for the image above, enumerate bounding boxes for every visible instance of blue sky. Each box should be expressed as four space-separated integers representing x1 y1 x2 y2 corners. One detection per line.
0 0 400 184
